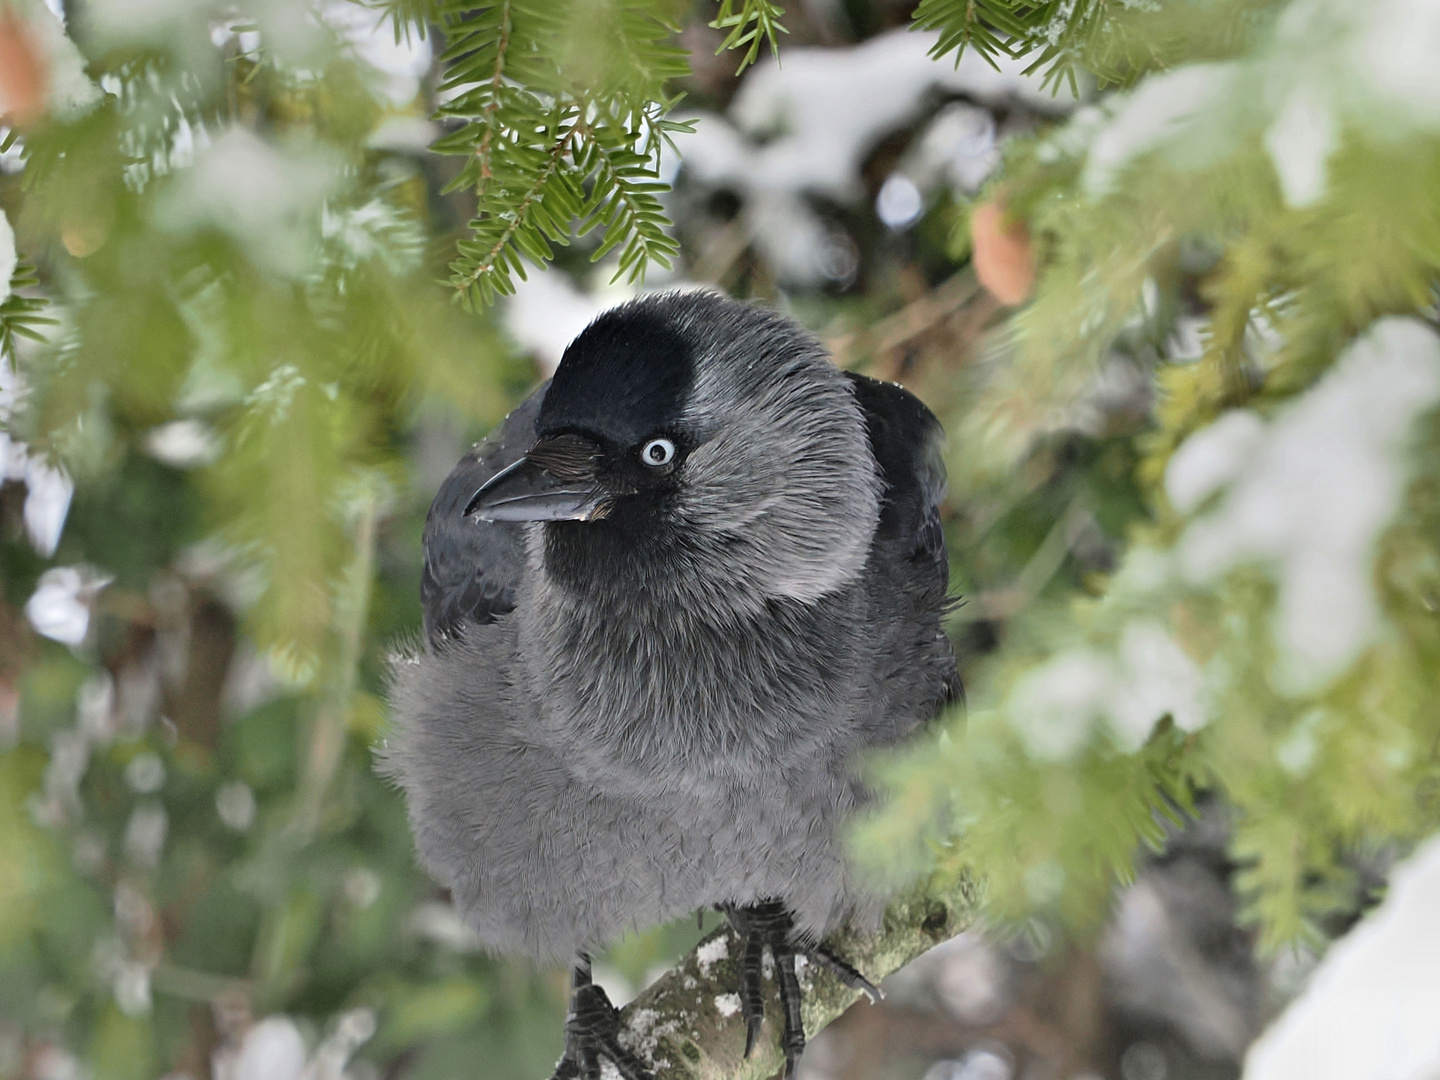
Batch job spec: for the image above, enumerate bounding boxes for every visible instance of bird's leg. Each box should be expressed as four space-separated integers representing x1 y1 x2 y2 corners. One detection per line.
771 939 807 1072
723 900 884 1080
548 953 654 1080
739 917 767 1057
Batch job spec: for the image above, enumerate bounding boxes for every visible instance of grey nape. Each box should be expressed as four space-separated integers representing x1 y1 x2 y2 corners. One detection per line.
383 291 960 1080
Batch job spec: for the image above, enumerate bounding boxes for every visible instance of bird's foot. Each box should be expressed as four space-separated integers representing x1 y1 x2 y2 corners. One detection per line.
549 955 653 1080
723 901 883 1079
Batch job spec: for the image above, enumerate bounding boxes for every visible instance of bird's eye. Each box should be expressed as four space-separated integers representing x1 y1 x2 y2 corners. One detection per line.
640 437 676 467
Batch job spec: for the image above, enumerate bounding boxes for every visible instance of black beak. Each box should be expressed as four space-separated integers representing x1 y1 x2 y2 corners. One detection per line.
463 434 608 523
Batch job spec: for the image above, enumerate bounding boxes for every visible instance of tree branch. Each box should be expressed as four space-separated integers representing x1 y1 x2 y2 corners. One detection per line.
612 876 982 1080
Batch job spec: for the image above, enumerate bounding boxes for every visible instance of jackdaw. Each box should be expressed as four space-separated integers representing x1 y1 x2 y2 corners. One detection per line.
385 290 959 1080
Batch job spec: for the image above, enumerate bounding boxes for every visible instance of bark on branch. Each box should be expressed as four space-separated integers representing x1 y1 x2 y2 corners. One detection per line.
612 876 982 1080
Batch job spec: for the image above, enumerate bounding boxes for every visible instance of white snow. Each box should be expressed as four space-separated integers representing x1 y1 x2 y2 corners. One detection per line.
25 566 108 646
306 1007 376 1080
1265 84 1335 208
1165 411 1267 515
145 418 219 468
158 127 338 278
123 802 168 867
1243 831 1440 1080
906 102 1001 194
321 1 431 106
112 959 152 1018
20 456 73 557
215 781 257 831
667 26 1072 282
366 115 439 155
123 752 165 793
1 293 72 559
0 209 14 303
687 28 1071 205
1008 620 1204 760
1353 0 1440 126
713 992 741 1018
1172 318 1440 693
503 271 715 375
1108 620 1206 748
1083 62 1238 195
503 269 619 376
1008 649 1115 760
696 935 730 975
231 1016 307 1080
744 191 857 286
23 4 103 121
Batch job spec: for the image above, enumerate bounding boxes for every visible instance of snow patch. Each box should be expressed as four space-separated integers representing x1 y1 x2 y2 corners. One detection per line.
1008 649 1115 760
1083 63 1238 195
669 26 1072 284
1165 411 1266 514
1354 0 1440 125
503 270 715 375
232 1016 307 1080
1008 622 1204 760
320 1 431 106
158 127 338 278
1243 831 1440 1080
687 28 1069 204
1108 621 1206 750
622 1005 677 1065
714 993 741 1018
696 935 730 975
1174 317 1440 693
1 366 74 556
0 210 14 304
24 4 103 120
1265 84 1335 208
26 566 109 646
146 419 219 468
503 270 618 377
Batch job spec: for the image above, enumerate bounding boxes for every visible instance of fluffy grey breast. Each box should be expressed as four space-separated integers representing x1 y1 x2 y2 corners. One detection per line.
385 291 958 961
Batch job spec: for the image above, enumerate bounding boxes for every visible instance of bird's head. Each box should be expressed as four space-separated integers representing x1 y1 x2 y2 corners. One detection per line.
465 291 881 606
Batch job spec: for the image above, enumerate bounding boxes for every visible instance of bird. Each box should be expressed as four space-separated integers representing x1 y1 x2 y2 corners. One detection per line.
384 290 959 1080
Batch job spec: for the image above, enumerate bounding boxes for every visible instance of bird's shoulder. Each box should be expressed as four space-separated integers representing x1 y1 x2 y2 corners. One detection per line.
843 371 947 570
421 383 548 646
844 371 962 722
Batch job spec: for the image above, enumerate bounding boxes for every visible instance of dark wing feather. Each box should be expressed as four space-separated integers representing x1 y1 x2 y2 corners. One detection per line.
421 384 548 647
846 372 963 738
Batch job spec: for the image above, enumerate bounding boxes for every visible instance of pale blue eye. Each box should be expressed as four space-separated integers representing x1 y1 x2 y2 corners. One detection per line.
641 438 676 466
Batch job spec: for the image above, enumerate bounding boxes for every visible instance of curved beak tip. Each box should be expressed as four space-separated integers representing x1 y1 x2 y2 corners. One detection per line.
462 454 604 523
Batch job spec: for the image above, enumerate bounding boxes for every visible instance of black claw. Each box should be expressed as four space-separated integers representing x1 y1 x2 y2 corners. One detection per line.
812 942 884 1003
550 956 655 1080
743 1013 763 1059
723 901 882 1072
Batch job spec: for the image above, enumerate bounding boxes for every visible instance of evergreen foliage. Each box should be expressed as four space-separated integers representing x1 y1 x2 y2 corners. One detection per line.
708 0 788 72
2 0 1440 1076
856 0 1440 952
0 257 54 363
373 0 693 306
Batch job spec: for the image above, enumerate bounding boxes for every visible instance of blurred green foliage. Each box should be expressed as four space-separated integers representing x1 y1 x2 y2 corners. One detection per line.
3 0 1440 1077
856 0 1440 952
